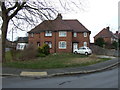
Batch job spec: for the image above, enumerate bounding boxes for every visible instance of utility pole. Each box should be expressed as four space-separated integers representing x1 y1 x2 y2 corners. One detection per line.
0 3 1 17
12 28 14 46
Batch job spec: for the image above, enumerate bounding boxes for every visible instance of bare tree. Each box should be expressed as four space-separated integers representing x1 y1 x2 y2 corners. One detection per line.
0 0 84 62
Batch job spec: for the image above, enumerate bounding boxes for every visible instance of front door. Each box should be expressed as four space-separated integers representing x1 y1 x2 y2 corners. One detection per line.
73 43 78 52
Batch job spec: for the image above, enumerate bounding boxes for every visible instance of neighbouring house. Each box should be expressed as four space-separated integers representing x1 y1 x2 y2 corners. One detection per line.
16 37 28 50
94 27 118 44
28 14 91 53
5 39 17 51
114 31 120 39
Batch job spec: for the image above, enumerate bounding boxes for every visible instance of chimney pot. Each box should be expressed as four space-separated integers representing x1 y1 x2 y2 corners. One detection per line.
56 13 62 20
116 31 118 34
106 26 110 30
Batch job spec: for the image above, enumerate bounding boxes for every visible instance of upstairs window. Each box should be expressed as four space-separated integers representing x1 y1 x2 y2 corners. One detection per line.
83 32 87 37
45 31 52 36
30 33 34 37
45 41 52 48
73 32 77 37
59 31 67 37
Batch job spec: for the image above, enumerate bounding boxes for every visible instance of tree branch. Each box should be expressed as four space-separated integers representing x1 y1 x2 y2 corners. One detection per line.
25 4 54 11
7 2 19 12
9 2 26 20
11 19 25 31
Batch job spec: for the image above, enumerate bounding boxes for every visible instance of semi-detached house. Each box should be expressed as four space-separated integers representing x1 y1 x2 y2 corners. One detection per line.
28 14 91 53
94 27 118 44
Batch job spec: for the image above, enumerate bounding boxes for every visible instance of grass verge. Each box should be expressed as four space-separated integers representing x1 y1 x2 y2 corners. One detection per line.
3 53 111 69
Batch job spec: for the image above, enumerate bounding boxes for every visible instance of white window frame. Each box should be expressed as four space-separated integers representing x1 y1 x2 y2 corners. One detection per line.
16 43 26 50
73 32 77 37
84 32 87 37
45 31 52 36
45 41 52 48
83 42 87 46
59 41 67 49
59 31 67 37
30 33 34 37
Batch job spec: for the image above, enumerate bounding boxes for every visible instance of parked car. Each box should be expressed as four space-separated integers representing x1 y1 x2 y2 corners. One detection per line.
73 46 92 55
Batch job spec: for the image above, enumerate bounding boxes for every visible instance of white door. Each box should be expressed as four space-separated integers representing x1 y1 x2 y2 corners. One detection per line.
73 43 78 51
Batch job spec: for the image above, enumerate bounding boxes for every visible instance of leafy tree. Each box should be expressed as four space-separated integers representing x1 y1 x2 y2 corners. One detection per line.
112 41 118 50
94 38 105 47
118 39 120 50
0 0 84 62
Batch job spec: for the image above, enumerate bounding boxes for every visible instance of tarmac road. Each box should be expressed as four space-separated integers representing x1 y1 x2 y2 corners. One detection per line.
2 67 118 88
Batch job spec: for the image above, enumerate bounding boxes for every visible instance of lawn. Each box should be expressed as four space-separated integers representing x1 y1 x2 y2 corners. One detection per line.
3 53 111 69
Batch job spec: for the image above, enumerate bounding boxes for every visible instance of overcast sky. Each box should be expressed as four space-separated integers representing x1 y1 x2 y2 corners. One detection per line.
5 0 119 42
62 0 118 42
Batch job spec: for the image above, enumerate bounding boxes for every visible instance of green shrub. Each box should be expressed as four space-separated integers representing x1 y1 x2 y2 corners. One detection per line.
37 44 50 57
38 47 43 53
42 44 50 55
112 41 118 50
95 38 105 47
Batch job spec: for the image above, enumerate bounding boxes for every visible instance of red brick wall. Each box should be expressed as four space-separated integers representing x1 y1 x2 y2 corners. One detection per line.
103 37 112 44
28 31 90 53
28 33 40 47
73 32 90 47
94 36 112 44
56 31 72 53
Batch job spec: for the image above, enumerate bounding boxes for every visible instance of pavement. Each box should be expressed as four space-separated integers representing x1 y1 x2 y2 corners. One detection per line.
1 55 119 78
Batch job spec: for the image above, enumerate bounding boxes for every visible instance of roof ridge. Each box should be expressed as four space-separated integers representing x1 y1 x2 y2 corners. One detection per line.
28 18 89 33
94 27 114 38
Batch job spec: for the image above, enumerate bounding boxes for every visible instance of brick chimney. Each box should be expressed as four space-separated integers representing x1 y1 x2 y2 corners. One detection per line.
106 26 110 31
55 13 62 20
116 31 118 34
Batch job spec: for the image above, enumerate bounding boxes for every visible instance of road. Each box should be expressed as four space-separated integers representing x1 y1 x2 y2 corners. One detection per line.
2 67 118 88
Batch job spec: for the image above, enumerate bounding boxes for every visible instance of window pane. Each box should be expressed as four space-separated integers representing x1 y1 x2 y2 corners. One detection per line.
74 32 77 37
30 33 34 37
45 41 52 48
84 42 87 46
59 41 66 49
49 42 52 48
84 32 87 37
45 31 52 36
59 31 67 37
37 42 40 47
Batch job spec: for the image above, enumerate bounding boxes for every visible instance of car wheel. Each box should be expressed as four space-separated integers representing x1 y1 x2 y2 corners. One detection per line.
74 51 77 54
85 52 88 55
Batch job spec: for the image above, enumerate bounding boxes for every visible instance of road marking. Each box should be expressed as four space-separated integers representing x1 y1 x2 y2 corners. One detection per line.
20 71 47 77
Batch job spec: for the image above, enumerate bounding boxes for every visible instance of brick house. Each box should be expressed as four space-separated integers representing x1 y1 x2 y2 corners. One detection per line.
114 31 120 39
94 27 118 44
16 37 28 50
28 14 91 53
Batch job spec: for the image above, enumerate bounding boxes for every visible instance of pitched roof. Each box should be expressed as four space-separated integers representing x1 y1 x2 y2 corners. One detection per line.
94 27 116 38
114 31 120 39
64 20 89 32
17 37 28 43
28 14 90 33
